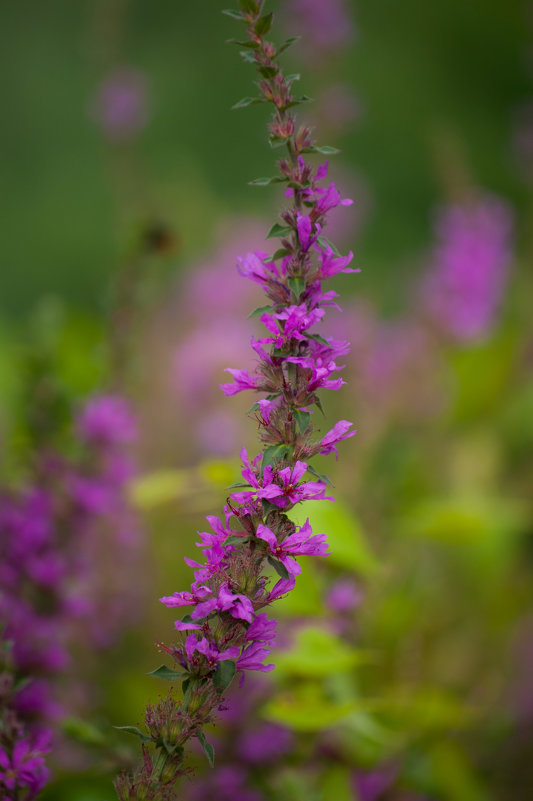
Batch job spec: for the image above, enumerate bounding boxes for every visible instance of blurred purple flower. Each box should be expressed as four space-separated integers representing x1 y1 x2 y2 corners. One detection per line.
91 68 149 141
0 736 49 799
237 722 293 764
77 394 137 445
420 194 514 342
285 0 355 62
326 579 363 613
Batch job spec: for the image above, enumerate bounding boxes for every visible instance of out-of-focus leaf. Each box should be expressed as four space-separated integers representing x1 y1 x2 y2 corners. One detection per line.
275 626 367 677
199 459 236 486
429 741 490 801
263 686 359 731
62 718 106 747
450 333 517 423
322 766 353 801
129 470 188 509
382 687 476 733
290 500 378 575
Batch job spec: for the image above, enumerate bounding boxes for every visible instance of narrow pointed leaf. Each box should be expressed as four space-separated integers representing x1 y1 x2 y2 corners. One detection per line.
213 659 237 693
222 9 243 19
114 726 153 743
266 223 292 239
254 12 273 36
267 555 290 580
276 36 300 56
197 729 215 767
249 304 274 318
293 409 311 434
232 96 264 109
262 443 290 471
307 464 334 486
302 145 341 155
249 175 286 186
147 665 186 681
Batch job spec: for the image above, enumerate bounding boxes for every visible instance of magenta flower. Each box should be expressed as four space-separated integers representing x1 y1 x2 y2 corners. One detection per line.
316 243 358 279
319 420 355 457
236 250 278 285
191 583 254 624
296 213 321 251
0 739 49 797
257 518 329 575
246 613 277 644
236 642 274 674
194 638 240 667
159 586 212 609
285 355 345 391
220 368 262 397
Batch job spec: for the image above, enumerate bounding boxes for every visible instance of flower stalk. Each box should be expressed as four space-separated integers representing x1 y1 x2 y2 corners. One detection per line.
115 2 356 797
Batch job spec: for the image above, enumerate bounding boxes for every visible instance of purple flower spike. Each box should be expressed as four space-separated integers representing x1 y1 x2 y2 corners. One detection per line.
118 7 358 794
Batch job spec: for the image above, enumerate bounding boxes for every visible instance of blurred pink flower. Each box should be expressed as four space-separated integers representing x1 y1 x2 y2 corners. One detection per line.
91 68 149 140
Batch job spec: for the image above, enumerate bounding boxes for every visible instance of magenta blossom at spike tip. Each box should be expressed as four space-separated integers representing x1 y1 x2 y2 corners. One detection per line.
115 4 358 796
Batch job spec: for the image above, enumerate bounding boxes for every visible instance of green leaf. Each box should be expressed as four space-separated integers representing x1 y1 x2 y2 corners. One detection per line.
226 38 258 48
302 145 341 155
182 677 191 694
226 482 252 489
239 0 259 12
147 665 186 681
114 725 153 743
285 73 301 83
288 276 306 298
248 304 272 318
258 65 278 79
266 223 292 239
272 247 291 260
262 443 290 471
322 766 355 801
262 498 280 517
213 659 237 693
306 463 333 486
293 408 311 434
308 332 331 346
196 729 215 767
316 236 341 256
284 94 314 110
254 11 273 36
161 740 184 758
267 555 290 580
249 175 286 186
239 49 257 63
232 96 264 109
276 36 300 56
315 397 325 416
223 534 247 546
221 9 243 19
